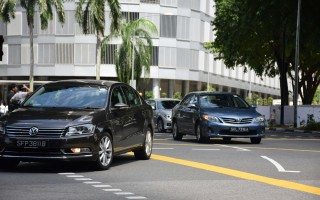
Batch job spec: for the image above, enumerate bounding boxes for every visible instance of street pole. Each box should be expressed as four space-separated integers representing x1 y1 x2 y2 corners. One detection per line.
294 0 301 128
131 26 136 89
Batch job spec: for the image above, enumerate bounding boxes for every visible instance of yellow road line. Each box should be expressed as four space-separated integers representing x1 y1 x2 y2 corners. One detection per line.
154 142 320 153
149 153 320 195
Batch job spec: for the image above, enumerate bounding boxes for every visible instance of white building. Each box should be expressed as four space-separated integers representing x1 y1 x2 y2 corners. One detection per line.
0 0 280 101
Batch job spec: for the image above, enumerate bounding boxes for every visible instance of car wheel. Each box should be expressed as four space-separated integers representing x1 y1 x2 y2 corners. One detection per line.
134 128 153 160
94 133 113 170
196 124 209 143
157 118 164 133
223 137 231 142
0 159 20 170
250 137 261 144
172 122 183 140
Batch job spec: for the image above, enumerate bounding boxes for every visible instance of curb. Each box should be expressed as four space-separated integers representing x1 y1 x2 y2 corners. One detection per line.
266 127 320 134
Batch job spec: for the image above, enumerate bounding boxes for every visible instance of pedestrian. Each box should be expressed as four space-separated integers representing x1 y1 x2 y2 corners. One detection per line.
0 101 5 116
269 109 276 127
7 83 19 112
10 84 33 105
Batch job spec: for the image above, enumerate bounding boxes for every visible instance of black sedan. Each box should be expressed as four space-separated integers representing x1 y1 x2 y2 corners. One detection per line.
0 80 154 170
172 92 265 144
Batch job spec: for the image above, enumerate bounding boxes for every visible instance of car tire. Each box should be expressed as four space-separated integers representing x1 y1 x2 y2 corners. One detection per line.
172 122 183 140
0 159 20 170
94 133 113 170
250 137 261 144
196 123 209 143
134 128 153 160
157 118 164 133
223 137 231 142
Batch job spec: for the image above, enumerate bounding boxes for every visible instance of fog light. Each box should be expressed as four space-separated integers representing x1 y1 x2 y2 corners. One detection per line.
70 148 91 153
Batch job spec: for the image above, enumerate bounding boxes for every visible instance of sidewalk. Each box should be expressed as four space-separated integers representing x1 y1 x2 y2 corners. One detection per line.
266 127 320 134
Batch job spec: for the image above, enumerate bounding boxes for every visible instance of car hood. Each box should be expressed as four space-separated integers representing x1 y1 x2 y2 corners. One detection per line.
3 107 104 128
201 107 261 118
160 109 172 116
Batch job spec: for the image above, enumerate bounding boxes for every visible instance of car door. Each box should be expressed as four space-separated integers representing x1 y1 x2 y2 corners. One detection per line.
108 86 129 152
175 94 193 133
181 95 199 134
146 99 157 125
121 85 145 146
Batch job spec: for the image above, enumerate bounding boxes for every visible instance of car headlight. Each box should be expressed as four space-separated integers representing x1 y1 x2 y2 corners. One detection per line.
255 116 265 122
203 115 220 123
66 124 95 136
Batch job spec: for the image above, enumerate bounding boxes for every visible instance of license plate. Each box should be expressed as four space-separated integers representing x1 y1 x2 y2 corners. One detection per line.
230 127 249 132
16 140 47 148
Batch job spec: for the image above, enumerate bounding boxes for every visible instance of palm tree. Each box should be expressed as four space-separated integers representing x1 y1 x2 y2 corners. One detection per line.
75 0 121 80
0 0 65 91
102 18 157 87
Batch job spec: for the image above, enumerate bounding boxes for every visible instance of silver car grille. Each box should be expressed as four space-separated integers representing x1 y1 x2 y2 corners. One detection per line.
6 126 65 137
221 117 253 124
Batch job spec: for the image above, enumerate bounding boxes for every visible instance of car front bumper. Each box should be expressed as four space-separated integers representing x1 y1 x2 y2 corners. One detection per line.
0 134 98 162
201 120 265 138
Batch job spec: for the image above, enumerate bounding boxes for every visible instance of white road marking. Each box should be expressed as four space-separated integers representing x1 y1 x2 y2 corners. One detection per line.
126 197 147 199
84 181 101 184
115 192 135 195
192 148 220 151
216 144 250 151
67 175 84 178
261 156 300 173
103 189 122 192
58 172 75 175
92 185 111 188
153 148 174 150
75 178 93 181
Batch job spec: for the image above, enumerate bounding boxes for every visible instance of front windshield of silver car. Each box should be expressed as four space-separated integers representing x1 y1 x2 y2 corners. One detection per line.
23 85 108 109
199 94 249 108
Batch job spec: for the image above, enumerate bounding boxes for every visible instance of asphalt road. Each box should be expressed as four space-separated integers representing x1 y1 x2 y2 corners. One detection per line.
0 131 319 200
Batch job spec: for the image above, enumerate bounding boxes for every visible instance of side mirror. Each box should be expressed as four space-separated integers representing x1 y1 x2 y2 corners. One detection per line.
187 103 198 110
151 105 156 110
251 104 257 109
113 103 129 109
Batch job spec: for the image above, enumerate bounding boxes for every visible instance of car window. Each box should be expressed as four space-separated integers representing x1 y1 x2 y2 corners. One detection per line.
23 85 108 109
157 100 180 109
110 87 127 107
181 95 193 106
122 86 141 107
199 94 249 108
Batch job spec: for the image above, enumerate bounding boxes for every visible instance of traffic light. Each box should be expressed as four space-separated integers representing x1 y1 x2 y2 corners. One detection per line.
0 35 3 61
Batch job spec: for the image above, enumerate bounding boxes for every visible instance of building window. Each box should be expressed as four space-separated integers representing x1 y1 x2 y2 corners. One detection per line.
55 43 74 64
38 44 55 64
8 45 21 65
160 15 177 38
74 43 96 65
151 46 159 66
122 12 139 22
102 44 117 64
56 11 75 35
141 0 160 4
177 16 190 40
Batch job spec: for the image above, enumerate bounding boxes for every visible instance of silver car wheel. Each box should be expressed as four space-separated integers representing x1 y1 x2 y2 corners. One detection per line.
99 136 113 166
145 130 153 156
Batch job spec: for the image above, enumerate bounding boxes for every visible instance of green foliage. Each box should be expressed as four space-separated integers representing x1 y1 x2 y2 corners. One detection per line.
206 85 216 92
173 92 182 99
267 97 273 106
304 122 320 131
312 86 320 105
246 95 273 106
145 90 153 99
160 92 167 98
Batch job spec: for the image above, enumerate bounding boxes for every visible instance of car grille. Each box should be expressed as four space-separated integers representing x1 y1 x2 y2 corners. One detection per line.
221 117 253 124
219 130 257 135
6 126 65 138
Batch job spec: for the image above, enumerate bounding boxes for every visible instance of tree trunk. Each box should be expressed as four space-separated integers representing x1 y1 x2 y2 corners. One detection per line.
28 16 34 91
96 34 102 80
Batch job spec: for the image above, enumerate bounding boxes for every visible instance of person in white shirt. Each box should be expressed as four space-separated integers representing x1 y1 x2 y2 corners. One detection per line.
0 102 6 116
10 84 33 105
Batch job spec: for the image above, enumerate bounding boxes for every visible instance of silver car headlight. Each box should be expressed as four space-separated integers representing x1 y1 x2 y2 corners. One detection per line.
203 115 220 123
255 116 265 122
66 124 95 136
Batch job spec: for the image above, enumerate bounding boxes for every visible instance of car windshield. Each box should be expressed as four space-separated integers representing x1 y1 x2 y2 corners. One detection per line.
199 94 249 108
157 100 180 109
23 84 108 109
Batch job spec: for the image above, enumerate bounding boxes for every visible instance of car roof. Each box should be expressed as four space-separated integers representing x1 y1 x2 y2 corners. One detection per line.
44 79 121 87
147 98 180 101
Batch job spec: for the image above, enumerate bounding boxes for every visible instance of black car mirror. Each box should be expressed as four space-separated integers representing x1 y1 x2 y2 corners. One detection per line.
113 103 129 109
187 103 198 110
251 104 257 109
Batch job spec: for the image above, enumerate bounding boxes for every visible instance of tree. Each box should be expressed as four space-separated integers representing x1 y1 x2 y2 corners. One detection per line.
0 0 65 90
207 0 320 124
75 0 121 80
102 18 157 87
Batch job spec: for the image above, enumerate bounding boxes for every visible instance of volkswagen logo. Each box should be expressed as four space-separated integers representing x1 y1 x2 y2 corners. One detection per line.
29 127 39 136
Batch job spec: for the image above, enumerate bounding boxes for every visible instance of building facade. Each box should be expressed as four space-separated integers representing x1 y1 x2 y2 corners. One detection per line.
0 0 281 102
